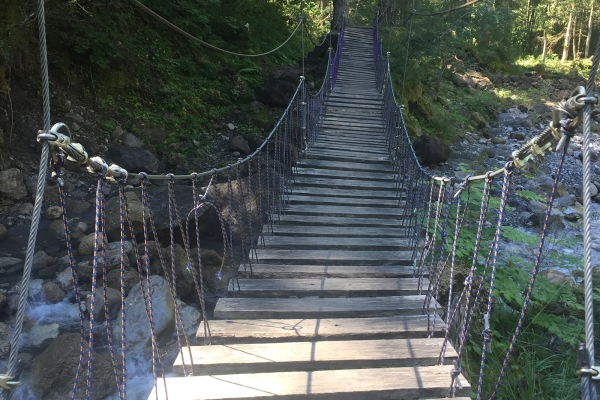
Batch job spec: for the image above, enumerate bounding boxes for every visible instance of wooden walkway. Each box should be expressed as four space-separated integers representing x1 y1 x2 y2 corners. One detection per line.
152 26 469 400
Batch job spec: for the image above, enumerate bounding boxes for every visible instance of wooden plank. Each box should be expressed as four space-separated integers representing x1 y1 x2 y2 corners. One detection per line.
203 315 440 344
282 205 403 218
292 177 397 190
293 168 393 182
296 160 393 172
310 144 388 156
214 295 438 319
262 236 409 250
233 278 423 297
276 215 408 227
270 225 409 237
307 152 389 163
254 249 413 265
288 187 399 199
173 338 454 375
287 195 402 207
149 365 470 399
237 264 419 279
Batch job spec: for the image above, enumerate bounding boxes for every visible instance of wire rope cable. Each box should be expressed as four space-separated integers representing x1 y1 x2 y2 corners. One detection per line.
4 0 52 397
130 0 301 57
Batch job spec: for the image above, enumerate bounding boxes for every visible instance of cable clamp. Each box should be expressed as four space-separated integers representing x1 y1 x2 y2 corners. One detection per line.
577 343 600 380
0 374 21 390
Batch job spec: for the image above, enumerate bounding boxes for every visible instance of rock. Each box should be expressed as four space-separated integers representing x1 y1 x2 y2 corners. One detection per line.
32 251 55 273
107 146 159 173
79 232 104 256
121 133 143 148
471 112 487 129
19 202 34 216
30 333 115 399
0 168 27 200
540 269 573 286
76 261 93 282
177 300 201 335
152 244 195 298
576 149 599 163
0 257 21 269
528 200 547 214
0 322 9 358
0 292 6 314
55 268 74 292
85 287 122 322
491 137 506 144
582 182 599 198
227 123 236 131
103 248 131 270
105 267 138 295
45 206 63 220
509 131 526 140
167 152 186 166
258 79 297 107
48 220 65 240
498 110 530 127
112 126 124 139
79 137 99 155
532 104 551 114
412 135 451 164
107 241 133 255
229 136 251 155
0 224 6 241
43 184 60 202
28 279 45 302
113 275 174 352
555 194 575 208
105 192 144 241
65 198 91 214
250 101 265 112
28 323 60 348
71 122 81 132
43 281 65 304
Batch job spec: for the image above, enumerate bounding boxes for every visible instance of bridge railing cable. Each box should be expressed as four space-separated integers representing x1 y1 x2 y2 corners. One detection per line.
372 11 599 399
4 21 337 399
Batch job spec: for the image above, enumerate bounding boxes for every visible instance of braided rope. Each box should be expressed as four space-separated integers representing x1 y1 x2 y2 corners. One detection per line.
489 143 570 399
52 156 87 399
475 163 513 400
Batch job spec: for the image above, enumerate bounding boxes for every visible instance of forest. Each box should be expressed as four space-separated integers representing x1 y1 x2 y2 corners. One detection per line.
1 0 600 399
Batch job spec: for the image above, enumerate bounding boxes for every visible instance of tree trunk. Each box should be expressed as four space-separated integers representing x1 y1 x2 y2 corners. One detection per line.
542 30 547 61
572 17 578 60
562 12 573 62
577 25 583 59
331 0 349 31
586 0 594 58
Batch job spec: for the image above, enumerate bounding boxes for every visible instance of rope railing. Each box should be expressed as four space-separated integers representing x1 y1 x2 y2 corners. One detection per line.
372 11 598 399
330 19 345 90
1 6 342 396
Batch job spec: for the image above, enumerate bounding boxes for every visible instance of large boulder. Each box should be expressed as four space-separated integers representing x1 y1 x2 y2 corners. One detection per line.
105 191 145 241
0 168 27 200
152 244 195 299
85 287 122 322
107 146 159 173
412 135 451 165
229 136 251 155
258 79 297 106
30 333 116 399
112 275 174 353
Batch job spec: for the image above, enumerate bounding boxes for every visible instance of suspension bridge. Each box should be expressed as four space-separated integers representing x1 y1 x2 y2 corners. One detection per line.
3 0 600 399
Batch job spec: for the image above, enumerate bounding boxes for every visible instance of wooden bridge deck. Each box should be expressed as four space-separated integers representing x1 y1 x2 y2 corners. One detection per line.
151 26 469 400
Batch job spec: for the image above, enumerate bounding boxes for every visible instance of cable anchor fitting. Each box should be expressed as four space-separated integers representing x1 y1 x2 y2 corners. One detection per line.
0 374 21 390
577 343 600 380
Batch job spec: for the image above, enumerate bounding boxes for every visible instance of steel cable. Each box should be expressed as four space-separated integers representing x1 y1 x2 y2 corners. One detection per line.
130 0 301 58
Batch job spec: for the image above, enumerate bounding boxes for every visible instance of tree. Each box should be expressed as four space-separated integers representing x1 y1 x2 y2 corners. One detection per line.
585 0 594 57
562 11 573 61
331 0 349 31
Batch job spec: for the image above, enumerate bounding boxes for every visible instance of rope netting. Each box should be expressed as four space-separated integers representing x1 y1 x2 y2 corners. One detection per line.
373 10 599 399
1 4 343 393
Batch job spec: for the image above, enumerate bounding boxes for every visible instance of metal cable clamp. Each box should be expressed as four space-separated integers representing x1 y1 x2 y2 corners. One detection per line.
577 343 600 380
